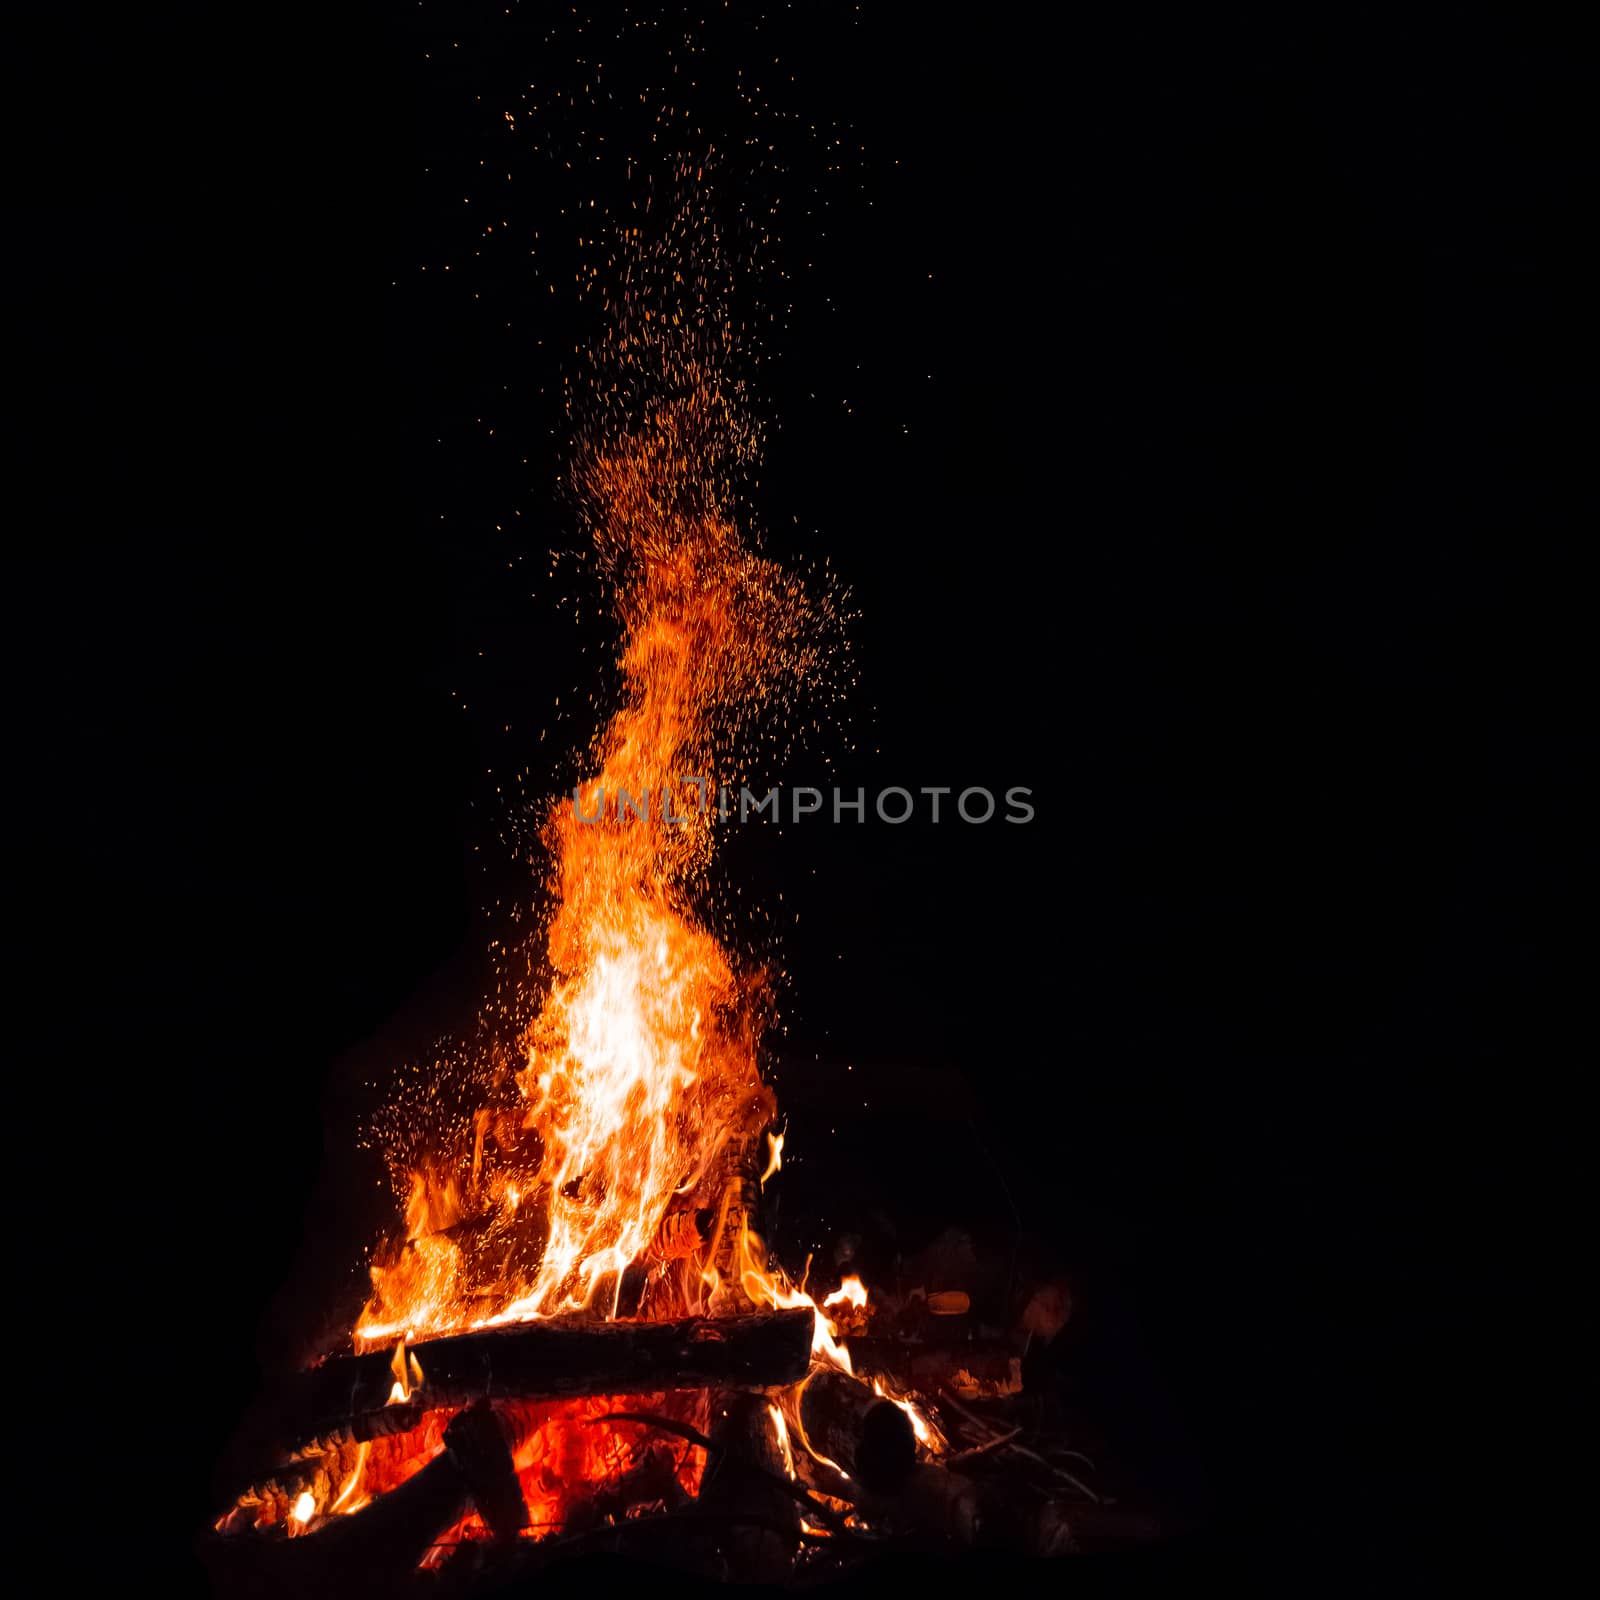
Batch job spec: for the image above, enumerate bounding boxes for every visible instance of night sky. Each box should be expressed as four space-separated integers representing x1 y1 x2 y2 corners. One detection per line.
18 3 1585 1587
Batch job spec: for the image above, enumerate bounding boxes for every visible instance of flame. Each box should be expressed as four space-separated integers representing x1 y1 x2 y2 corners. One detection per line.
226 164 954 1558
822 1275 867 1311
385 1337 425 1404
872 1377 943 1450
330 1441 372 1516
758 1129 784 1187
354 168 840 1347
732 1243 943 1458
769 1402 796 1478
727 1216 951 1469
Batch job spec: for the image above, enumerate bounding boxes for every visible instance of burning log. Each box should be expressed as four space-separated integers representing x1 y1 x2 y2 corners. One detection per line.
796 1368 916 1496
695 1392 802 1582
205 1401 525 1595
708 1127 764 1294
616 1205 713 1315
273 1308 812 1455
648 1206 710 1262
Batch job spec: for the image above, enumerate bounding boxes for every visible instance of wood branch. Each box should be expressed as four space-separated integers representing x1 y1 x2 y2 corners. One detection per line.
945 1424 1023 1465
935 1387 1101 1502
203 1401 524 1595
272 1307 813 1454
797 1368 916 1496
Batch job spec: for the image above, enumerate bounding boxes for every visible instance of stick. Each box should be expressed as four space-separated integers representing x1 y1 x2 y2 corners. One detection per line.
937 1388 1101 1502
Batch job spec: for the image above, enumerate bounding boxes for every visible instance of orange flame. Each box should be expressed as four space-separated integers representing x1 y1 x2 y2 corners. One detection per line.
221 164 952 1562
822 1275 867 1311
758 1129 784 1187
330 1442 372 1516
356 170 839 1345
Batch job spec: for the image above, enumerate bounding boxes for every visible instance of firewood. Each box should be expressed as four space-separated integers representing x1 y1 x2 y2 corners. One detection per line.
647 1206 710 1262
935 1386 1101 1503
203 1401 524 1595
270 1307 813 1457
707 1127 764 1294
796 1367 916 1496
788 1438 860 1505
445 1399 529 1542
694 1392 801 1582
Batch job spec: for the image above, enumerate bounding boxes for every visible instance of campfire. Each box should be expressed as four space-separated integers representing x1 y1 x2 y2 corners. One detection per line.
205 172 1100 1593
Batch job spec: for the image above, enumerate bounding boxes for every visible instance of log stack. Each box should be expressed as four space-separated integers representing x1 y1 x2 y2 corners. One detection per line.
208 1250 1128 1590
222 1307 814 1513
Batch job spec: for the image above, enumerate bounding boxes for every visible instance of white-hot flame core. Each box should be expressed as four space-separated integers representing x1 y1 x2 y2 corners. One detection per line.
822 1275 867 1310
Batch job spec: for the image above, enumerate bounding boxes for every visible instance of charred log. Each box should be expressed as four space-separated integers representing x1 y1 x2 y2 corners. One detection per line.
203 1402 524 1596
648 1206 711 1262
797 1368 916 1496
220 1404 439 1515
707 1128 764 1295
449 1400 530 1542
270 1307 812 1462
616 1207 714 1314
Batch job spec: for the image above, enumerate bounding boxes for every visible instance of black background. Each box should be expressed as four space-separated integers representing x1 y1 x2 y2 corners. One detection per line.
16 2 1587 1587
